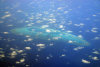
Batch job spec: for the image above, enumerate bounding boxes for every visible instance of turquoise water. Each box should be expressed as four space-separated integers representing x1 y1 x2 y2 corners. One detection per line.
11 26 89 46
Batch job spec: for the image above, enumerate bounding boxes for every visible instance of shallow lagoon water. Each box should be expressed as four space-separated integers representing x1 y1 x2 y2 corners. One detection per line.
0 0 100 67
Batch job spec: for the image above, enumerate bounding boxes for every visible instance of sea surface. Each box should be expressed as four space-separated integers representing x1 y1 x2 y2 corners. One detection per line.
0 0 100 67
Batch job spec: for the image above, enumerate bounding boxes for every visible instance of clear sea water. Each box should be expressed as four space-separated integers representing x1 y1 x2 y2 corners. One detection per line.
0 0 100 67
